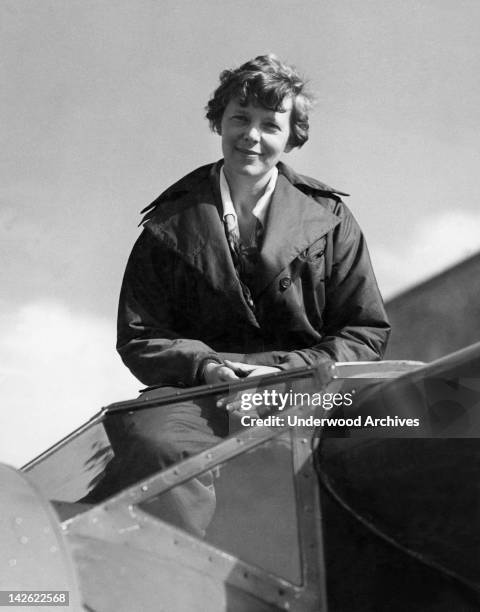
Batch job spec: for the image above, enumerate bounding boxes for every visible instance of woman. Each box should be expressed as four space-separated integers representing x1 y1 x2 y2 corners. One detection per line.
86 55 390 524
118 54 389 386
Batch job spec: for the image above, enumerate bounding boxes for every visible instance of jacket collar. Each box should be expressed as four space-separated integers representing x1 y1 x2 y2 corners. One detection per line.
143 160 342 298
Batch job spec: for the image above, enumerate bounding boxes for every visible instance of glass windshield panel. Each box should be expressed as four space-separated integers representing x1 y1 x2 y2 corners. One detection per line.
24 366 328 522
23 421 113 502
140 430 302 584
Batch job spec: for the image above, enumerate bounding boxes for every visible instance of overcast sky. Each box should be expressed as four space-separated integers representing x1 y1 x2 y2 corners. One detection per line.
2 0 479 466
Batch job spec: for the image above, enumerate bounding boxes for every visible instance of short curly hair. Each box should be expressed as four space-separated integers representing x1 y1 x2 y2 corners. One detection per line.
205 54 313 149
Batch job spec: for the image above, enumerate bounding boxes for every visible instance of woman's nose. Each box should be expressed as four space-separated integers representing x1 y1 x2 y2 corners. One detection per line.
243 124 260 143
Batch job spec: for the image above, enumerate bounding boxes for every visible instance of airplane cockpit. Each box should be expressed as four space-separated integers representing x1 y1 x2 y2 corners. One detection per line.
2 344 480 611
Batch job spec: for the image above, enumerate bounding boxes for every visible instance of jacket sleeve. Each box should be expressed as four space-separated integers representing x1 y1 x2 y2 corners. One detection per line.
116 230 221 387
278 200 390 370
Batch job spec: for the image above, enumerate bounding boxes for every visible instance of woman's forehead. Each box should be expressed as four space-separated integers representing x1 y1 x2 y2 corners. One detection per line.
227 96 293 114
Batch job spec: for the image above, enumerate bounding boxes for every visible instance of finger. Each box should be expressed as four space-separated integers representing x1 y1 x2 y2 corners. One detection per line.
216 366 239 381
218 397 244 412
224 360 255 371
219 393 257 412
224 360 256 376
216 392 237 409
246 365 281 377
217 388 249 409
225 400 242 413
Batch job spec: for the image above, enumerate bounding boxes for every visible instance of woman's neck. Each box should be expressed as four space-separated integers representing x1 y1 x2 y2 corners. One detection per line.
223 167 273 214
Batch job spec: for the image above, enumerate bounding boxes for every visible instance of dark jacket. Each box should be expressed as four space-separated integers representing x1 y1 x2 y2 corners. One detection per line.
117 161 390 387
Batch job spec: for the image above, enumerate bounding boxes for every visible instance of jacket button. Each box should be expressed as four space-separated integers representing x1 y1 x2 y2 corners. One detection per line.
279 277 292 290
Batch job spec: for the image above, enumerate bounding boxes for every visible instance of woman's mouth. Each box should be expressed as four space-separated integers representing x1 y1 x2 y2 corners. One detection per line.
235 147 260 156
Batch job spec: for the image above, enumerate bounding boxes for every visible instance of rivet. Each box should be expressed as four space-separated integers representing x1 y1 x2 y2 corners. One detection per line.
19 536 28 544
15 517 23 525
206 453 212 460
141 485 149 492
50 546 57 554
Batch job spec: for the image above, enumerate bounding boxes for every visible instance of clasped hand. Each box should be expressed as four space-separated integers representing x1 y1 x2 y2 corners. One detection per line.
203 359 281 413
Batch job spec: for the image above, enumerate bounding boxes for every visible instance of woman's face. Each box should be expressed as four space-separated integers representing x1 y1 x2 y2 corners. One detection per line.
220 97 292 181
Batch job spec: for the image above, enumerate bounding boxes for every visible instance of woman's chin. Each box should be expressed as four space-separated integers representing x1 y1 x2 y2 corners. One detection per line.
226 162 270 180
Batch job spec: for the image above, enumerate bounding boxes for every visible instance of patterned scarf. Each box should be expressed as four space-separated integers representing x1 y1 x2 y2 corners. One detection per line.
224 213 263 312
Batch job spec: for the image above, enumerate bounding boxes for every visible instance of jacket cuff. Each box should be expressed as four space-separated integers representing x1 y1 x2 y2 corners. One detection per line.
276 350 332 371
196 354 225 384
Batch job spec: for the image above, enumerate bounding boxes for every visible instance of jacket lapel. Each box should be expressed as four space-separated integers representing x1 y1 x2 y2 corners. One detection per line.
253 173 340 296
145 167 261 327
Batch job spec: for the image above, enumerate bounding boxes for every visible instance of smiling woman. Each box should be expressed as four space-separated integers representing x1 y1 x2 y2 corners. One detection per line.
220 98 293 181
83 55 390 528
